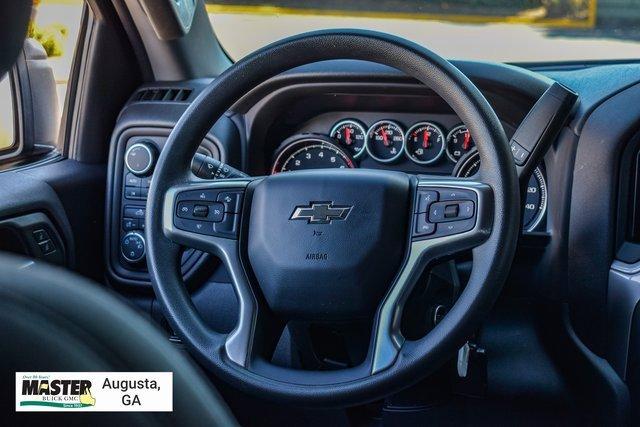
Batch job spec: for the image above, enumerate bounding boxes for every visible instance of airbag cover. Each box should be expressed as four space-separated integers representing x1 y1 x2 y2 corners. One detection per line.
247 169 410 320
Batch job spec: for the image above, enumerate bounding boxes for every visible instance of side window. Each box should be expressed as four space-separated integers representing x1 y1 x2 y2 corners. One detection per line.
0 76 15 153
0 0 85 165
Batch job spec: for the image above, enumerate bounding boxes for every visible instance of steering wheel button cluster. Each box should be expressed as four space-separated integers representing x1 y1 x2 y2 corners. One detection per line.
413 187 479 240
174 188 244 239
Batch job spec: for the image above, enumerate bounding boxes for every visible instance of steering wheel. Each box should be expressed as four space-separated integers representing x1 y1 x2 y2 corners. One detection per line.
146 30 519 406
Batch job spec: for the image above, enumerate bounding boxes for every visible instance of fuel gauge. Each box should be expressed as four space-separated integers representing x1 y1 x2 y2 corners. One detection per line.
404 122 445 165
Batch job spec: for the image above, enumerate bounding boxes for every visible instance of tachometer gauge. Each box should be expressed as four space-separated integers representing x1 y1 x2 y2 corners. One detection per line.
271 134 355 174
404 122 445 165
446 125 475 163
453 149 547 232
365 120 404 163
330 119 367 158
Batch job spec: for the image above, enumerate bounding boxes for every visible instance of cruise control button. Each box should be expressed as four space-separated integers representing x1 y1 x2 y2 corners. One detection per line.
208 202 225 222
414 214 435 236
214 213 239 238
415 190 438 213
217 191 243 213
176 202 196 219
174 217 215 236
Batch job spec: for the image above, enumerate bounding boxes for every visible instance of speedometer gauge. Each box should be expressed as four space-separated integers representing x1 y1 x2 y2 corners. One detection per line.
404 122 445 165
271 134 355 174
330 119 367 158
366 120 404 163
453 150 547 232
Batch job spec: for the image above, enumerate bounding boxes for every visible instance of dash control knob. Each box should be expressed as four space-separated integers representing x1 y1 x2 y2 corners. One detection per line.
121 231 146 263
125 141 156 176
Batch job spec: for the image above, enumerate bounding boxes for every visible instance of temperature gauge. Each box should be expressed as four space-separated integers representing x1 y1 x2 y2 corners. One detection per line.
366 120 404 163
330 119 367 158
404 122 445 165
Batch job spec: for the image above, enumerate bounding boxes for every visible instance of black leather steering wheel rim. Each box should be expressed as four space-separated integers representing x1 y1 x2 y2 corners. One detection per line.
146 29 519 406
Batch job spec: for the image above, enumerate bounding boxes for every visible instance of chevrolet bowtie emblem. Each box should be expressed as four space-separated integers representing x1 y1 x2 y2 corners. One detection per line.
290 202 352 224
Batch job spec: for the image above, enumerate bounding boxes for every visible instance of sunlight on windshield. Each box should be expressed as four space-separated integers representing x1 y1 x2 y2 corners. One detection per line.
207 0 640 63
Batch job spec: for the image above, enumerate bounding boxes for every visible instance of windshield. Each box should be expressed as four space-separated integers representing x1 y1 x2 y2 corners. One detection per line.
207 1 640 63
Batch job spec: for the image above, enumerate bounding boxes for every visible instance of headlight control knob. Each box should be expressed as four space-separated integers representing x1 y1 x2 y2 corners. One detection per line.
125 141 156 176
121 231 146 263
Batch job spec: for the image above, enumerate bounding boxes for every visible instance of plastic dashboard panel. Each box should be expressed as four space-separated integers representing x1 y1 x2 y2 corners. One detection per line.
105 92 243 287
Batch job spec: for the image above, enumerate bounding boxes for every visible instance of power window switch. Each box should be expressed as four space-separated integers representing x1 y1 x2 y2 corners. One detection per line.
32 229 50 243
38 239 56 255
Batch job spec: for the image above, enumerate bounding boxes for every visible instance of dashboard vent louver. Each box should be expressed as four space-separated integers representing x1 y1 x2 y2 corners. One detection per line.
134 88 192 103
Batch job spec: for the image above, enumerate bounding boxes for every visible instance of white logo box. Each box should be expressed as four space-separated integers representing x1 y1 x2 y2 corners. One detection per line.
16 372 173 412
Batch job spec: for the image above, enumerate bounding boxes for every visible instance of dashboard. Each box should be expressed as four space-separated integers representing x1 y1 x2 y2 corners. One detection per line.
105 59 556 287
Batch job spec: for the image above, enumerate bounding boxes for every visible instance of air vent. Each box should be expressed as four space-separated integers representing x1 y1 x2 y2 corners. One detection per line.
134 87 192 103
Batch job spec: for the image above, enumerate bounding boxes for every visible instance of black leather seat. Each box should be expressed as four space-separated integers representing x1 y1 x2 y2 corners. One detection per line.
0 253 237 425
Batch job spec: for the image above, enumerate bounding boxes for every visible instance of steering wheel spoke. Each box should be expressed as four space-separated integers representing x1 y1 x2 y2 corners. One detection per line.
162 177 259 367
371 177 493 373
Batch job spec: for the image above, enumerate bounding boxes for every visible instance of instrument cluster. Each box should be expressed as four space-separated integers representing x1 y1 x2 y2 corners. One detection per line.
271 118 475 173
331 119 474 165
270 116 547 233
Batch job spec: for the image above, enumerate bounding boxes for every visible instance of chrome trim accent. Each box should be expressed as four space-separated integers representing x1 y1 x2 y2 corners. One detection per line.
163 179 256 367
125 142 155 175
120 231 146 263
371 180 491 373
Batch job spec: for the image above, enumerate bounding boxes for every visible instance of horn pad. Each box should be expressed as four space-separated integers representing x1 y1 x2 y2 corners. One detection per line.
246 169 410 320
